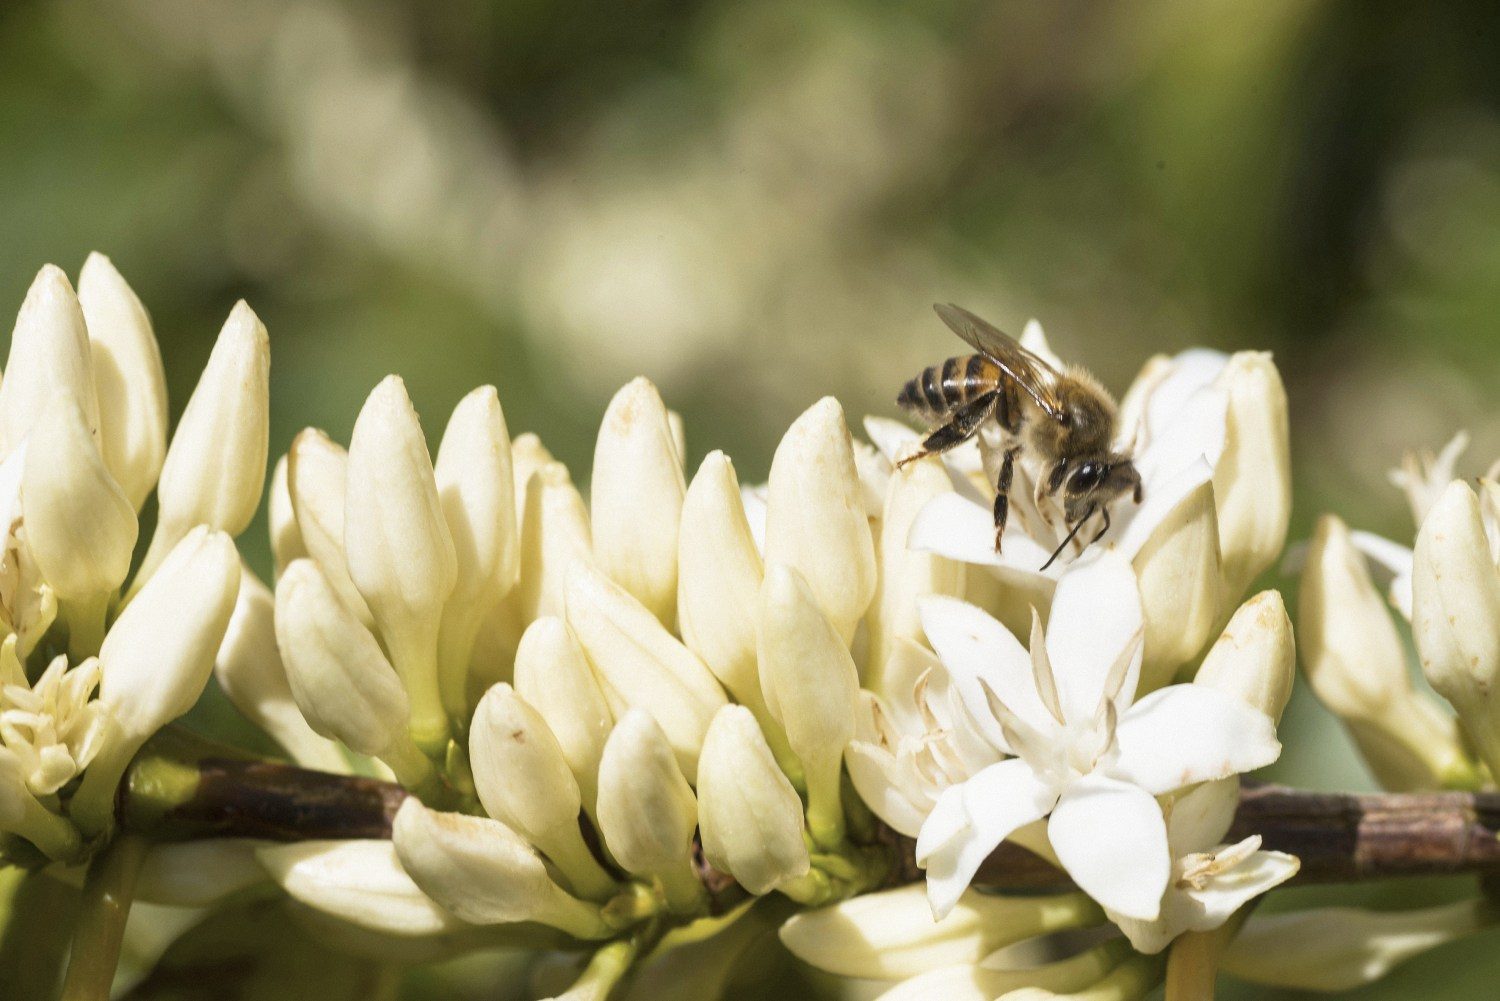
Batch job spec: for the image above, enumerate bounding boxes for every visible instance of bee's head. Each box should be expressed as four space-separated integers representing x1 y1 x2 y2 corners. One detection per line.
1061 456 1142 522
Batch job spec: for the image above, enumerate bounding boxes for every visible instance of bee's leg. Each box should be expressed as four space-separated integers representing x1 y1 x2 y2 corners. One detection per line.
897 392 996 467
1089 505 1111 546
992 445 1022 552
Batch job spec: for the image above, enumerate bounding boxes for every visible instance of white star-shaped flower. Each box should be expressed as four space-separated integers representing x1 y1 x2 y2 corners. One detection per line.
913 550 1281 920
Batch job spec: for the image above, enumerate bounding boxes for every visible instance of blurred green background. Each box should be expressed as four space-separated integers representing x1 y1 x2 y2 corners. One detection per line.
5 0 1500 997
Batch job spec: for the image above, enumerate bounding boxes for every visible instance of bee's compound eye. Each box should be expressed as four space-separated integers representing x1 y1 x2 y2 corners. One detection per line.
1067 463 1103 493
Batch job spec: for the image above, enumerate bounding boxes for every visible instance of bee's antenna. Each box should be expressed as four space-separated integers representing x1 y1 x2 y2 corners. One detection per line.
1040 506 1094 572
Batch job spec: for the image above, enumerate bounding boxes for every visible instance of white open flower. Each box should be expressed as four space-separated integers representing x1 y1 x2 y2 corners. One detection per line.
914 550 1281 920
0 636 105 796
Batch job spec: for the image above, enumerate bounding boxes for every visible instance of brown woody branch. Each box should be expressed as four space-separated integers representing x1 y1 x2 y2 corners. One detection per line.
121 759 1500 891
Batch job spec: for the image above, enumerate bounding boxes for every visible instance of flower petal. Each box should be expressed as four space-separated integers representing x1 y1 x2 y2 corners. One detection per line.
846 740 928 838
1182 844 1300 934
918 596 1055 746
908 493 1059 579
1165 778 1239 855
1043 550 1143 723
1111 685 1281 795
1049 772 1170 921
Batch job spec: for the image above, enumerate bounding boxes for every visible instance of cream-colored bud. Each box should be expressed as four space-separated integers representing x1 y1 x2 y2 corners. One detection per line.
287 429 371 623
758 562 858 848
22 392 137 602
697 705 808 895
764 397 877 643
1194 591 1295 723
346 375 456 755
274 559 428 788
1413 481 1500 778
677 452 763 704
435 387 518 720
137 301 269 584
512 617 613 814
392 798 609 937
565 563 725 781
0 265 98 451
77 253 168 509
135 839 268 908
591 378 685 623
595 710 702 912
257 839 466 937
1300 514 1469 790
215 566 347 772
1213 352 1291 600
469 682 614 900
268 455 307 576
509 432 555 527
516 461 593 624
866 456 964 694
1133 479 1223 693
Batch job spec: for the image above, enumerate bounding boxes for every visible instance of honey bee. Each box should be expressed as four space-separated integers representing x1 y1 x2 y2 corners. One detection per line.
897 303 1142 569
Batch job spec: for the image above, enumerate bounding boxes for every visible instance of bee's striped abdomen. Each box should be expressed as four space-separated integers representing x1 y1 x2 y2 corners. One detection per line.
897 354 1001 420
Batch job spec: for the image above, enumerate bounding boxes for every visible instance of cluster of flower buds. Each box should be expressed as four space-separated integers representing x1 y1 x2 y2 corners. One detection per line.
0 258 266 858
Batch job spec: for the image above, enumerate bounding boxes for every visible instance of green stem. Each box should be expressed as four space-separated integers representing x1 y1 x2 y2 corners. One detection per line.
540 824 619 903
657 860 707 915
378 733 438 795
561 938 638 1000
437 608 481 731
13 793 83 862
59 835 148 1001
69 731 142 839
804 757 845 851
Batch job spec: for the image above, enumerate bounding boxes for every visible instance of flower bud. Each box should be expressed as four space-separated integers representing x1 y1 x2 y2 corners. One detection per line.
435 387 518 719
697 705 808 894
509 432 555 523
677 452 763 705
758 562 858 848
469 682 614 900
866 456 964 695
77 253 168 509
1212 352 1291 599
0 265 98 451
268 454 307 576
274 559 428 788
1299 514 1469 790
22 392 137 601
1193 590 1295 723
1413 481 1500 778
346 376 456 754
512 617 613 814
215 566 348 772
764 397 876 643
591 377 685 623
287 429 371 623
565 563 725 781
137 301 269 583
516 462 593 623
257 839 466 937
392 798 609 937
1133 478 1223 692
595 710 702 912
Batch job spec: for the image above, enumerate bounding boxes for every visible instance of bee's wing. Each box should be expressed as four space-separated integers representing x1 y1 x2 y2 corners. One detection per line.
933 303 1067 421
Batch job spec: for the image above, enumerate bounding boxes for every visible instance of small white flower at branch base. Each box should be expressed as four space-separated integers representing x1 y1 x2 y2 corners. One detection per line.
273 559 431 789
914 551 1280 921
1105 780 1298 953
346 376 457 755
434 387 518 723
871 940 1134 1001
1193 590 1296 723
0 637 104 796
72 526 241 835
0 265 98 452
77 253 168 510
758 562 859 849
1211 352 1291 601
512 617 613 816
22 392 137 655
469 683 615 901
1298 514 1472 790
267 455 307 576
779 882 1102 981
696 705 809 895
1412 480 1500 780
515 461 593 623
1220 899 1494 992
1131 477 1222 692
595 710 703 913
564 563 725 781
591 377 685 624
134 838 269 908
288 429 372 624
763 397 877 644
215 566 348 773
392 798 610 938
257 838 467 938
135 301 269 586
